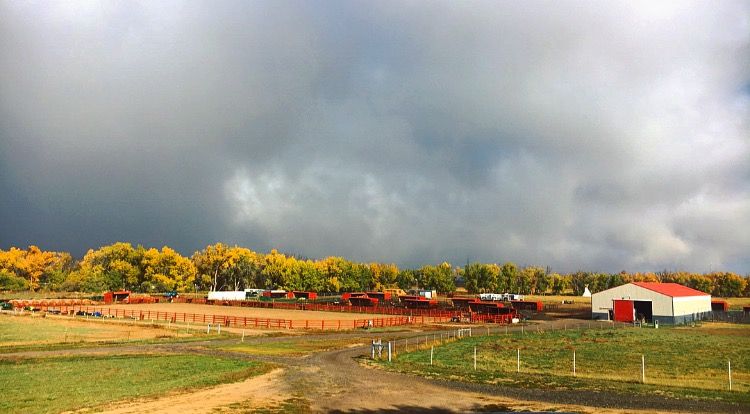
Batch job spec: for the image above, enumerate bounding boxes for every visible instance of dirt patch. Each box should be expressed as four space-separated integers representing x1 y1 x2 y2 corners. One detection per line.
93 368 287 414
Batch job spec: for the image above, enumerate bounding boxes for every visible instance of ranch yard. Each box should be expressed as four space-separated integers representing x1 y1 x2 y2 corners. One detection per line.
1 304 748 413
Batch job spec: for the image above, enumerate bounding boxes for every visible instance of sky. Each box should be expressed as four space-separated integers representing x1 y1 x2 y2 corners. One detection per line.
1 1 749 273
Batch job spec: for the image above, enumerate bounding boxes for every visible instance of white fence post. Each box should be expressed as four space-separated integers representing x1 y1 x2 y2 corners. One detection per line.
573 350 576 377
517 349 520 373
641 354 645 384
430 346 434 365
206 324 210 334
729 359 732 391
388 341 392 362
474 346 477 371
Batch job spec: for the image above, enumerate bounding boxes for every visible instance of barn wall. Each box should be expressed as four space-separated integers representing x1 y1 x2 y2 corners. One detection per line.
591 284 671 318
673 295 711 316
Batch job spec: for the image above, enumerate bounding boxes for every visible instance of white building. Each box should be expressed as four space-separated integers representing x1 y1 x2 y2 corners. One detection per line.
207 291 248 301
591 282 711 324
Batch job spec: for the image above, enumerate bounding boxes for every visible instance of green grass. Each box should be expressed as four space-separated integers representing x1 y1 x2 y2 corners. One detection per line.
0 354 271 414
220 337 366 356
725 297 750 310
372 323 750 404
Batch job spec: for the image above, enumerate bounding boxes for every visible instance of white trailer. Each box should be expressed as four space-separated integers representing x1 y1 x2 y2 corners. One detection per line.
208 291 247 301
479 293 504 301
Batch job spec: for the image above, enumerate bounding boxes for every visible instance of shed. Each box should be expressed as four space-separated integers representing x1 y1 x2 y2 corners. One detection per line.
711 300 729 312
103 290 131 304
591 282 711 324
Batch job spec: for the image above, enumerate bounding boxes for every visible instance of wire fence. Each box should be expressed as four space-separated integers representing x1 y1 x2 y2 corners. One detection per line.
371 322 746 394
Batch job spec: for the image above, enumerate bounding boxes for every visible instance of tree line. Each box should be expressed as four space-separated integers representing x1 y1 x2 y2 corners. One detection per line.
1 244 748 297
462 263 750 298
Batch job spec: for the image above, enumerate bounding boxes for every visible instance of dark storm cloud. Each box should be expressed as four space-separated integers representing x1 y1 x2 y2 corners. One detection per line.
1 1 749 272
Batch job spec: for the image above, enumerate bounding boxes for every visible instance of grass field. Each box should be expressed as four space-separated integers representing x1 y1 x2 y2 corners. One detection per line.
0 354 270 414
372 323 750 404
220 338 367 356
725 297 750 310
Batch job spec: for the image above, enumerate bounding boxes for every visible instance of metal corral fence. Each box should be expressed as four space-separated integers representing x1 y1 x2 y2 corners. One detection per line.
28 305 426 330
172 297 459 318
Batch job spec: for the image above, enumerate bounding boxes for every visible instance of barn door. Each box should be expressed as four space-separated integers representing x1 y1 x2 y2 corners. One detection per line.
613 299 635 322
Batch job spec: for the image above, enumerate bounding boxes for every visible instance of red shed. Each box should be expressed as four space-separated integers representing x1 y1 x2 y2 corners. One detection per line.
292 291 318 300
365 291 392 301
404 298 437 309
341 292 367 301
711 300 729 312
262 290 294 299
103 290 131 304
510 300 544 312
451 297 479 310
349 296 379 307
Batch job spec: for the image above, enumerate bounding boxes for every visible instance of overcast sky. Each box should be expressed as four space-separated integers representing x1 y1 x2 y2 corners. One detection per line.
1 1 749 273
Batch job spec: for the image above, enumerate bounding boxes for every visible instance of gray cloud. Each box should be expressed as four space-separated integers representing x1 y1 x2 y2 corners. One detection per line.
1 1 749 273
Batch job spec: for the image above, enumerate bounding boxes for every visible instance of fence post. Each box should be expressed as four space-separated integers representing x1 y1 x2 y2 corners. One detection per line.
241 330 245 342
388 341 392 362
430 346 434 365
405 338 408 352
474 346 477 371
206 324 210 334
573 350 576 377
517 349 520 373
728 359 732 391
641 354 645 383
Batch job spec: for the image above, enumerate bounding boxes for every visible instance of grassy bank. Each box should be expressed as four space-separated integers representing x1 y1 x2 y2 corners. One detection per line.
0 354 271 413
371 323 749 404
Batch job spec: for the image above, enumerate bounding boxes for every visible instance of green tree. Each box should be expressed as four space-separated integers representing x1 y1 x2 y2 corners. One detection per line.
75 243 144 291
0 269 29 290
549 273 568 295
499 262 518 293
